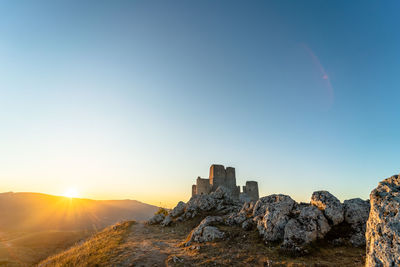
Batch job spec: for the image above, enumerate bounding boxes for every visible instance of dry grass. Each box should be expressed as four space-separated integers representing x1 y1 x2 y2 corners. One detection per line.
0 230 91 267
37 215 365 267
38 221 136 267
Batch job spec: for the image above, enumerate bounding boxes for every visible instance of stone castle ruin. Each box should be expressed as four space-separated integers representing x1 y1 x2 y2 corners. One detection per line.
191 164 259 201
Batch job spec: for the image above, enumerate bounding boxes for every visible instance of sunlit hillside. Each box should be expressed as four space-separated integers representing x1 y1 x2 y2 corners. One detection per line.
0 192 158 231
0 192 158 266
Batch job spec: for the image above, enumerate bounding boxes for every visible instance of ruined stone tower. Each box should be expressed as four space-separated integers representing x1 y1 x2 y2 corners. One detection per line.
191 164 259 201
209 164 226 191
242 181 259 201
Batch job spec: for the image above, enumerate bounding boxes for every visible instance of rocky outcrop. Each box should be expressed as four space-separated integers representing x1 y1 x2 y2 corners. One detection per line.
148 186 240 227
242 218 254 230
150 185 370 254
282 205 330 253
147 213 165 225
255 195 296 243
311 191 344 225
161 215 173 227
343 198 370 247
366 174 400 266
181 186 240 220
226 211 247 226
183 216 224 246
170 201 186 218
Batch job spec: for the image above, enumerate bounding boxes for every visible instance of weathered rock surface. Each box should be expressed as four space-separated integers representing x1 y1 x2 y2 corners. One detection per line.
343 198 370 247
161 215 173 227
181 186 240 220
255 194 296 243
147 213 165 225
226 211 247 226
150 185 368 253
183 216 224 246
150 186 241 226
241 201 255 214
242 218 254 231
311 191 344 225
366 174 400 266
170 201 186 218
282 205 330 253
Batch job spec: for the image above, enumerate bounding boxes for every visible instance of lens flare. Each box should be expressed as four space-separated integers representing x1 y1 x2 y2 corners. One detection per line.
63 188 79 198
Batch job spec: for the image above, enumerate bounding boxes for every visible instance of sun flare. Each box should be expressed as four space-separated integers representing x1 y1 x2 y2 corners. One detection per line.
63 188 79 198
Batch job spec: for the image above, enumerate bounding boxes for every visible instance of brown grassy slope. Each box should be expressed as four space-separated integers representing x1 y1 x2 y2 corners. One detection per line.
38 221 135 267
0 230 91 267
39 216 365 267
0 192 158 232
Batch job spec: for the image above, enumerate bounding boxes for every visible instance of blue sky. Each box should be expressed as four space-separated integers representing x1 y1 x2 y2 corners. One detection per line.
0 0 399 206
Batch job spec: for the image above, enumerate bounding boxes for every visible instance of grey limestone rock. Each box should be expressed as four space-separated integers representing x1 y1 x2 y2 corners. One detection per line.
170 201 186 218
225 211 247 226
242 218 254 231
254 194 296 243
240 201 255 214
181 186 241 219
147 213 165 225
366 174 400 266
183 216 224 246
161 215 173 227
311 190 344 225
343 198 370 247
281 205 330 253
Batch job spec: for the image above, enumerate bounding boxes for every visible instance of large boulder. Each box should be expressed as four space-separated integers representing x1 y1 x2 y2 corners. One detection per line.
183 216 224 246
225 211 247 226
366 174 400 266
281 205 330 253
170 201 186 218
254 194 296 243
161 215 173 227
343 198 370 247
147 213 165 225
311 191 344 225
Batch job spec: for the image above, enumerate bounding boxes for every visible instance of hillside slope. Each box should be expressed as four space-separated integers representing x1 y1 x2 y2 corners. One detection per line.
39 218 365 267
0 192 158 266
0 192 158 231
0 230 91 267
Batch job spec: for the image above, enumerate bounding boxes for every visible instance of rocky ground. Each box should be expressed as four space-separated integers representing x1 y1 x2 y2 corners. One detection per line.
151 186 370 253
39 216 365 266
143 186 368 266
42 181 396 266
39 186 367 266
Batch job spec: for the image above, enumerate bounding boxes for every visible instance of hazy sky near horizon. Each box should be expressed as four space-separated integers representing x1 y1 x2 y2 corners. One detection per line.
1 1 399 207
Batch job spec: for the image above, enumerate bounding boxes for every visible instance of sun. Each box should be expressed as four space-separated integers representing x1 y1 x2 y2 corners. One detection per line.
63 188 79 198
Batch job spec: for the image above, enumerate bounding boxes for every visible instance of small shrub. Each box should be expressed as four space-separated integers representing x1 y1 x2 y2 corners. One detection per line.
155 207 169 216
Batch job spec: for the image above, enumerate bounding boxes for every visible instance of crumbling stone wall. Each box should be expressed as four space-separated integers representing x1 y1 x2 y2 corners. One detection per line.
192 185 197 197
195 177 211 195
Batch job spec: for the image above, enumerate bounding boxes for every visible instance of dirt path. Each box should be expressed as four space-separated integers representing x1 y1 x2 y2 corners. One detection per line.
112 222 188 266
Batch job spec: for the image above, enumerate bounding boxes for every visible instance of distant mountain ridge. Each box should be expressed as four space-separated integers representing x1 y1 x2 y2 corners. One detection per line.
0 192 158 232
